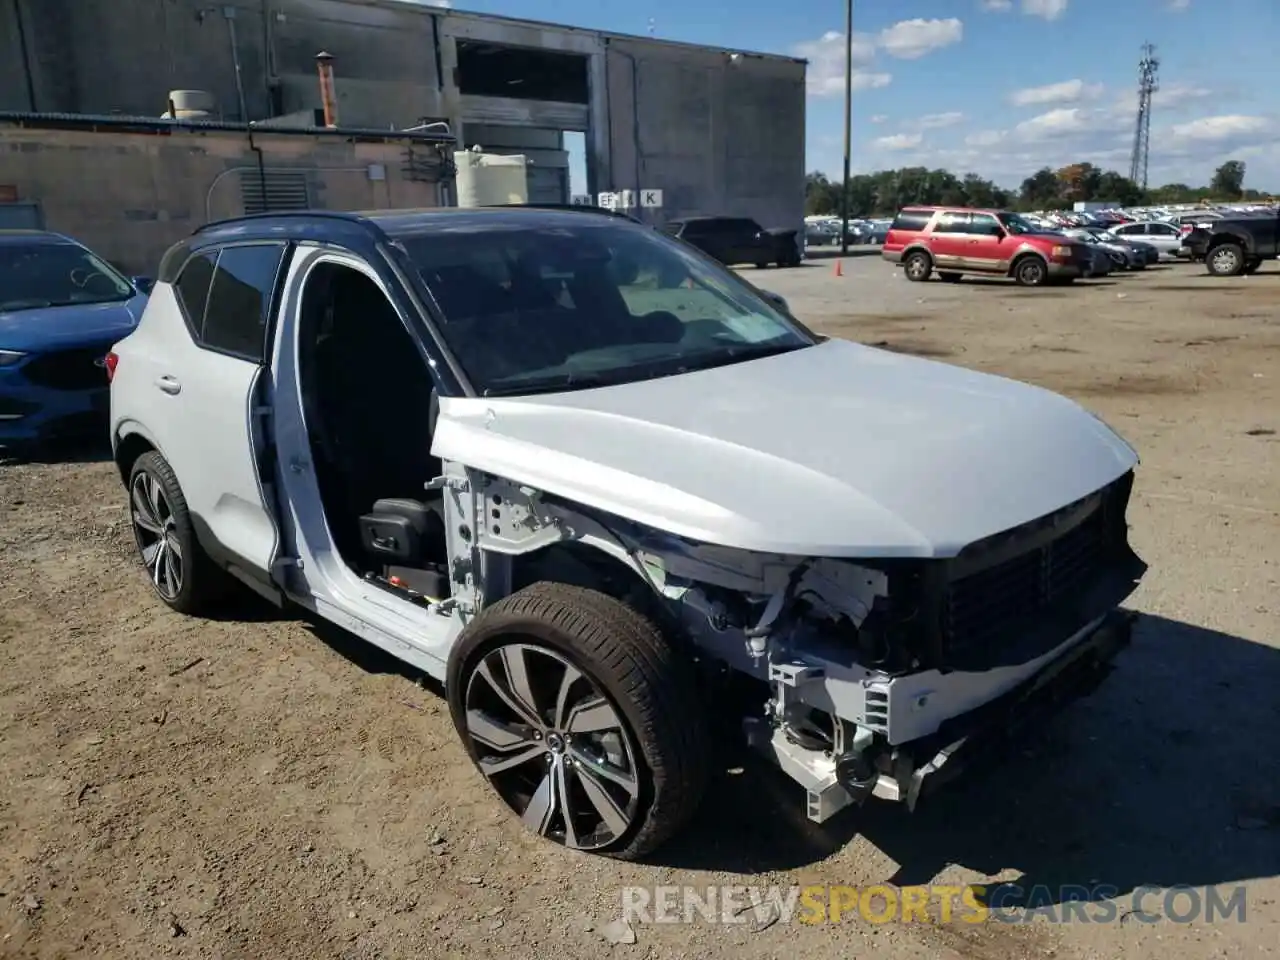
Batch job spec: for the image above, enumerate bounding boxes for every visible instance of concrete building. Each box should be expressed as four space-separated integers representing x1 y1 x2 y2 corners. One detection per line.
0 0 806 227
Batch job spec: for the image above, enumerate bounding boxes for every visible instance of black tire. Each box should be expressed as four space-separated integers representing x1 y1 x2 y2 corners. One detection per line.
1207 242 1245 277
1013 255 1049 287
903 250 932 282
446 582 710 860
938 272 962 283
127 450 231 615
1243 258 1262 275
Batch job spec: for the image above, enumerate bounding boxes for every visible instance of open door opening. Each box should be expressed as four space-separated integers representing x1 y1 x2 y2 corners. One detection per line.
296 262 451 603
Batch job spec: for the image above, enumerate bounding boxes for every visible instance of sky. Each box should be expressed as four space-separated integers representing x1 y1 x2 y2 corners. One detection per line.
413 0 1280 193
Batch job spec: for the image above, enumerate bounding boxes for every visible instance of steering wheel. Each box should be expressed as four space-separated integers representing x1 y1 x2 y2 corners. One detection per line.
70 268 91 289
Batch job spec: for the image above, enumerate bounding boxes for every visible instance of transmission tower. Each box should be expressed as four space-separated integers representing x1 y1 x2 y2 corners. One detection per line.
1128 42 1159 189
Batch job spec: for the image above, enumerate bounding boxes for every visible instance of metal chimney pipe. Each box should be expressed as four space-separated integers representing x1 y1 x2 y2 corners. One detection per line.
315 51 337 127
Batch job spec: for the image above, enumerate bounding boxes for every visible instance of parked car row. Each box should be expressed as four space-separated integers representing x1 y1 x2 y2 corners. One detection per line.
880 205 1170 287
804 216 891 246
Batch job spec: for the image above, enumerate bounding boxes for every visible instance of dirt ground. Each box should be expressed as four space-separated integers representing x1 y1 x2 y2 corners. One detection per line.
2 258 1278 959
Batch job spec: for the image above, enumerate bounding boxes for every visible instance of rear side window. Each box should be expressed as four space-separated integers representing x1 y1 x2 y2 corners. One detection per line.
174 251 217 328
891 209 933 232
932 211 971 233
173 244 285 361
202 244 286 361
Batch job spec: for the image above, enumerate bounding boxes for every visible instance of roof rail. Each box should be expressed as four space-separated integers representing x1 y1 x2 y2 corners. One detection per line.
191 209 368 237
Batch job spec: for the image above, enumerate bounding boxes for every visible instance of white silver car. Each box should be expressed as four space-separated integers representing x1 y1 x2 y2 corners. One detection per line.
106 207 1147 859
1105 220 1185 258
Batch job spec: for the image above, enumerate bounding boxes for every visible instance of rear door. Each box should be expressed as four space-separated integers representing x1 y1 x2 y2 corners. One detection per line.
927 211 973 270
1144 221 1181 255
157 241 288 602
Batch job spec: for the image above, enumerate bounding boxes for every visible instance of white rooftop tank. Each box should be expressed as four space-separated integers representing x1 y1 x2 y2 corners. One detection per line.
454 147 530 207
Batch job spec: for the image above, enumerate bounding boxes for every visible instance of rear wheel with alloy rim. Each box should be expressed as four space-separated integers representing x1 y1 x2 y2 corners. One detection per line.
128 450 229 615
903 250 932 282
446 582 709 859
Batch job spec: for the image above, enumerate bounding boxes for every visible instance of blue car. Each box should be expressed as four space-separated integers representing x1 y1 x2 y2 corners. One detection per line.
0 231 151 450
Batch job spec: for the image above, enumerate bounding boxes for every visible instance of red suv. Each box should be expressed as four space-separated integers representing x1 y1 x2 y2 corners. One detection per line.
881 206 1090 286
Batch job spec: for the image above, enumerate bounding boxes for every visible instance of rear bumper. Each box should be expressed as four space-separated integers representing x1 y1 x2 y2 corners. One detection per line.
887 608 1136 808
881 249 904 264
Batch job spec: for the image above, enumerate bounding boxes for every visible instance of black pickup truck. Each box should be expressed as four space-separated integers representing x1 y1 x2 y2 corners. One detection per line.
662 216 802 268
1184 209 1279 276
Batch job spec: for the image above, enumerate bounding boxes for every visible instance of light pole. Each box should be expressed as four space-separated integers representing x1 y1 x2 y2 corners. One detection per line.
840 0 852 256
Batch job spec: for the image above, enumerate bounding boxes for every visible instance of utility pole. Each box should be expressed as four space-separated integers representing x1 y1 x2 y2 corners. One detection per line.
839 0 852 256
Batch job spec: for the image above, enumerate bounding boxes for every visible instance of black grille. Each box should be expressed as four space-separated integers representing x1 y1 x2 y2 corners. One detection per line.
943 493 1110 658
21 343 113 391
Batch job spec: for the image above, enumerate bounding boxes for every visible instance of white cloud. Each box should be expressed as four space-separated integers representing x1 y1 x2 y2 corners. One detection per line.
1021 0 1068 18
1166 0 1190 9
1169 115 1273 142
874 133 924 150
794 18 962 97
966 129 1007 147
916 111 966 129
1009 78 1105 107
870 114 889 124
1014 107 1090 139
793 30 891 96
982 0 1068 17
876 18 964 60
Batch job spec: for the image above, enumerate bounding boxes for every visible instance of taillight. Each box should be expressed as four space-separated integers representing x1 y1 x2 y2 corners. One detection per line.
104 351 119 382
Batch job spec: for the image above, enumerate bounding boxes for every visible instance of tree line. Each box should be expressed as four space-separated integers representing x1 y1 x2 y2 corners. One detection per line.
805 160 1269 217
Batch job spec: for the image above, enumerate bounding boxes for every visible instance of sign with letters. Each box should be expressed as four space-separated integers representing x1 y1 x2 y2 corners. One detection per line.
640 189 663 208
596 192 618 209
570 194 594 206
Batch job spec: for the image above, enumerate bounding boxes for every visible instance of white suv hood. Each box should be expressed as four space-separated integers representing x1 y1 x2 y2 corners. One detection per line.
432 338 1136 558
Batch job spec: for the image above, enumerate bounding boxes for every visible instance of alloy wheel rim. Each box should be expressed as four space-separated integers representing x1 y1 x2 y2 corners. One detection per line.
907 258 926 279
1212 248 1237 272
130 472 183 600
1023 262 1044 282
463 642 642 851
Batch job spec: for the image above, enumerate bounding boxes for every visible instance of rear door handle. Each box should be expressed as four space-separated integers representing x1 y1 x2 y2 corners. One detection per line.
155 375 181 395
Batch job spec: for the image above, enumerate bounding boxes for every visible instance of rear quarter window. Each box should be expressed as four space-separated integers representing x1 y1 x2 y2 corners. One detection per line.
890 209 933 232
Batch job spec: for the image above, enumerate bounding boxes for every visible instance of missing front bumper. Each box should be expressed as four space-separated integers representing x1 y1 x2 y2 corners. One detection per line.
892 607 1136 809
748 609 1137 822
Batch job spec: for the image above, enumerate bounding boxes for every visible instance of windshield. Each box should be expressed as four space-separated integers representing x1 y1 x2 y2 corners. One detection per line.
398 220 814 396
996 212 1043 236
0 242 135 311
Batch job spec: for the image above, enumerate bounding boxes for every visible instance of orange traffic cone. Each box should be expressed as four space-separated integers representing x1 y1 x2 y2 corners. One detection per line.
834 259 844 277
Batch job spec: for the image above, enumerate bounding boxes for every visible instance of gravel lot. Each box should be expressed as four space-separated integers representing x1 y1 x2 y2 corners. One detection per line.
2 257 1277 959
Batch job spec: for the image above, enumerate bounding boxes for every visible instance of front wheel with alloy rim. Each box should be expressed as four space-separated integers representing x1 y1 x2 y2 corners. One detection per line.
1207 242 1245 276
903 250 932 282
446 582 710 860
1013 256 1048 286
128 450 228 615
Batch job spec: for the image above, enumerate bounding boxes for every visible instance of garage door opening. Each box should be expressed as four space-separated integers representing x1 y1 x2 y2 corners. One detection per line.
456 42 589 103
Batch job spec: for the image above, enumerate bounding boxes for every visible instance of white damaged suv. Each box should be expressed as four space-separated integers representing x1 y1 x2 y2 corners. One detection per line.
107 207 1146 859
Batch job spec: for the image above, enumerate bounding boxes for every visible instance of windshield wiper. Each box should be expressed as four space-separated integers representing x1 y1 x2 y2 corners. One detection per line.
674 340 810 374
483 370 630 397
0 298 54 311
